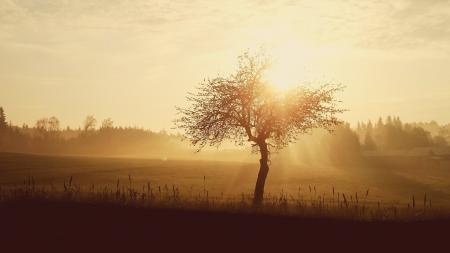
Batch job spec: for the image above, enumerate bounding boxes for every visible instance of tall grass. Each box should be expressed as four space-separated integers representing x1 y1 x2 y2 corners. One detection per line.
0 176 448 221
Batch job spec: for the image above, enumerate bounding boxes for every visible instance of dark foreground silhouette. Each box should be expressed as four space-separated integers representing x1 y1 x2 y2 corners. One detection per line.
1 200 449 252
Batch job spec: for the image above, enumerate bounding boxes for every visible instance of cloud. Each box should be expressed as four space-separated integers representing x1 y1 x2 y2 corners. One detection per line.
1 0 449 65
1 0 450 128
355 0 450 51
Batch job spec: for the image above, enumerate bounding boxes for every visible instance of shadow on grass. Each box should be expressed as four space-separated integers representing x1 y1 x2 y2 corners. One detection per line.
1 199 449 252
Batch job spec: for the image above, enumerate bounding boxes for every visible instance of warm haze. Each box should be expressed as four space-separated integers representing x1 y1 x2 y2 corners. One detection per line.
1 0 450 130
1 1 450 250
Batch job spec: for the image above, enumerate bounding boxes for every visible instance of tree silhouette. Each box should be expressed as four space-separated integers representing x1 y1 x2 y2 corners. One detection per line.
363 131 377 151
84 116 97 132
35 118 50 138
48 117 60 132
101 118 114 130
0 107 7 129
325 123 361 164
175 51 345 205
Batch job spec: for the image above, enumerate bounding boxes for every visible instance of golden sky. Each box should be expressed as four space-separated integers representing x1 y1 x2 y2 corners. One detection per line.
1 0 450 130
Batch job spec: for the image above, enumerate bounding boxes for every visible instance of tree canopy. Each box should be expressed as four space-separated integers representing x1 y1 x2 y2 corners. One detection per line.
175 50 345 153
175 50 345 205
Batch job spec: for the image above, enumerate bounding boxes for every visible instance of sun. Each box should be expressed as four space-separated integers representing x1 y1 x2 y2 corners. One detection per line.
263 42 308 92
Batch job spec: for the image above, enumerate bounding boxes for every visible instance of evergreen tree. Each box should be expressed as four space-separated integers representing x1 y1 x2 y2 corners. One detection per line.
376 117 384 128
363 131 377 151
386 115 393 126
361 122 367 131
393 116 403 129
367 120 373 132
325 123 362 164
0 107 7 129
356 122 362 133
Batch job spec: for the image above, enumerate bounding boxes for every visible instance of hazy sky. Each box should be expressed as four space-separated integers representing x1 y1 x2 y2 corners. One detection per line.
1 0 450 130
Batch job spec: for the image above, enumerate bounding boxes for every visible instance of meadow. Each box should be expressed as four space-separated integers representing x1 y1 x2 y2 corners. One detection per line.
1 153 450 250
1 152 450 216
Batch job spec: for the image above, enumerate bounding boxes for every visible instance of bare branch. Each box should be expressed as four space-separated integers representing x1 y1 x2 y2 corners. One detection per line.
175 50 345 154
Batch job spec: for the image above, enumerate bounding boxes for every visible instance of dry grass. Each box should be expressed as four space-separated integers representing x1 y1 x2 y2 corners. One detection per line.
1 175 448 221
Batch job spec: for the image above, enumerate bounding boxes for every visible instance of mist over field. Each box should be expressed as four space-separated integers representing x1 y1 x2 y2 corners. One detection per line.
1 111 450 206
2 1 450 250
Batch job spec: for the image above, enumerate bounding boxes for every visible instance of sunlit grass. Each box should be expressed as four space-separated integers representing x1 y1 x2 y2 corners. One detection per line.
1 176 448 221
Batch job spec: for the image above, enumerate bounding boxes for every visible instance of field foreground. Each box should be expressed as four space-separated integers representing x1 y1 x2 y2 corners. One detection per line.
2 152 450 206
2 152 450 251
1 199 449 252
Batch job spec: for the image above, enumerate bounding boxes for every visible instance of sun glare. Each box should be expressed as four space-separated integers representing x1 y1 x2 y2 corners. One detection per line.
264 42 308 92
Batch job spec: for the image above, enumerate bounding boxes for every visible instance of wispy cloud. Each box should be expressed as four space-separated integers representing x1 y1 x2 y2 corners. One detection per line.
1 0 450 128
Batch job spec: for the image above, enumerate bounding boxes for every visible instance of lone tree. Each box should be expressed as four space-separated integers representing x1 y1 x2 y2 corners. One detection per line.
83 115 97 132
175 51 344 205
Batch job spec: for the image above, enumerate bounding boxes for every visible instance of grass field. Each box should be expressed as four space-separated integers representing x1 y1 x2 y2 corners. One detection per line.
1 152 450 250
1 152 450 207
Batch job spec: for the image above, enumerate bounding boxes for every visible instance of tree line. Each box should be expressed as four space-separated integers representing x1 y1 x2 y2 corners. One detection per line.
0 107 448 163
356 116 449 151
0 108 186 158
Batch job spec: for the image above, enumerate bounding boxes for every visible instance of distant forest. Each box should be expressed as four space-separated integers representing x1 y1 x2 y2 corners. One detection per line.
0 106 449 164
0 107 188 159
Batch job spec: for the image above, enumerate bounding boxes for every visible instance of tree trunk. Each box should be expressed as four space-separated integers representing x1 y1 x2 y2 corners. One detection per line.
253 141 269 206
